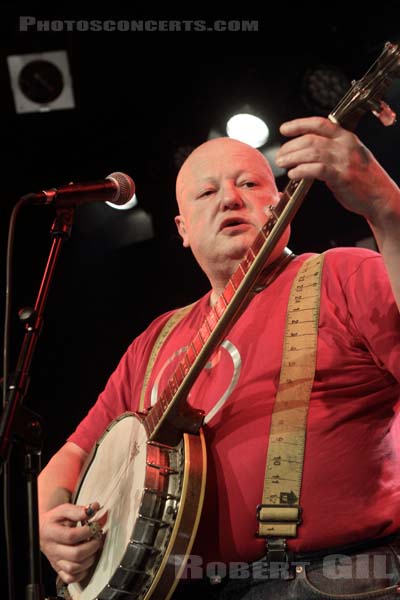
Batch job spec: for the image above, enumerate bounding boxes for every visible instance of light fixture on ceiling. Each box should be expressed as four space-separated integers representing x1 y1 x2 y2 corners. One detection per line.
7 50 75 114
226 111 270 148
301 65 350 114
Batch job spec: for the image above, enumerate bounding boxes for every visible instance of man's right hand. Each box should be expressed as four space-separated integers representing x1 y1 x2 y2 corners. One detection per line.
39 501 104 584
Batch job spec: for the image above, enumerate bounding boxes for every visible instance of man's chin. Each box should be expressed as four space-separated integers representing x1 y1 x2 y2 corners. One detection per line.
225 245 251 262
223 233 257 255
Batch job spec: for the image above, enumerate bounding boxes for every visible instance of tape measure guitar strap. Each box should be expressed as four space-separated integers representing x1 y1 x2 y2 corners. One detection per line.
257 253 325 561
139 302 197 411
139 254 323 559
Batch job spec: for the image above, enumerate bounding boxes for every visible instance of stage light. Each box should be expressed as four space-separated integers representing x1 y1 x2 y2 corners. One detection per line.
226 112 270 148
301 66 350 113
7 50 75 114
106 194 138 210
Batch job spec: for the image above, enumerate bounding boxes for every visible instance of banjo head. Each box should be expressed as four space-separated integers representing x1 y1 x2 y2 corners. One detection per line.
66 412 197 600
69 412 149 598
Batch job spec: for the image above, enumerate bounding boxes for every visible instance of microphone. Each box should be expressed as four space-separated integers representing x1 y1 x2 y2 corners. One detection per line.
23 172 136 208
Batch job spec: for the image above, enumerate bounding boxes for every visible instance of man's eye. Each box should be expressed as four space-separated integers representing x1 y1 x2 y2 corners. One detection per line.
241 181 257 188
199 190 215 197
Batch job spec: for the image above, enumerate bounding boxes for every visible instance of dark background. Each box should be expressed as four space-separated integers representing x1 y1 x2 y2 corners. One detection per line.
1 4 400 598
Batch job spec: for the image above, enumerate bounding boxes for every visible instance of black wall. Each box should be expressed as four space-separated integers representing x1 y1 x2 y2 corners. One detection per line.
1 4 400 597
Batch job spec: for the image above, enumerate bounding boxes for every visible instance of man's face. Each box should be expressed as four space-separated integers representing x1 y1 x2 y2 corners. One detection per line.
175 138 288 281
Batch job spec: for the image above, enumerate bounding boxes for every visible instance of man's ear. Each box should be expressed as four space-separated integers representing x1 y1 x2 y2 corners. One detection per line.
174 215 190 247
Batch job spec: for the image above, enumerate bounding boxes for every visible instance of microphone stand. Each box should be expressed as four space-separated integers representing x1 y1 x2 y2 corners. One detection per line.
0 206 75 600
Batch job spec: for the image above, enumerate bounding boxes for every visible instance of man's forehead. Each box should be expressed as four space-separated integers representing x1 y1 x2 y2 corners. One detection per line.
177 140 273 194
189 141 267 168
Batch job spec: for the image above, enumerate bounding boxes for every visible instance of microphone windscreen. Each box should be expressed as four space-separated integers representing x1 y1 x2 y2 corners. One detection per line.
107 172 136 205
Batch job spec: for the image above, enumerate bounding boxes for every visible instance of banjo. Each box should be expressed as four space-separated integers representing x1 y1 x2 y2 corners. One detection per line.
63 42 400 600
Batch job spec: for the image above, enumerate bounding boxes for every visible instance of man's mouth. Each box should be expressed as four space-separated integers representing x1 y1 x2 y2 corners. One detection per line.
219 218 251 231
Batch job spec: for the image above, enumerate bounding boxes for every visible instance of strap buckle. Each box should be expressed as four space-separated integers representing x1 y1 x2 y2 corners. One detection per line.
256 503 302 524
263 536 298 580
256 503 302 538
264 537 293 563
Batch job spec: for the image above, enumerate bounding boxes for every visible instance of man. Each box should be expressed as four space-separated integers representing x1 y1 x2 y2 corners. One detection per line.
38 116 400 599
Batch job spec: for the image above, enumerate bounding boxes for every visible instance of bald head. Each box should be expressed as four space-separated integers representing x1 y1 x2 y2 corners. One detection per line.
176 137 277 208
173 135 289 296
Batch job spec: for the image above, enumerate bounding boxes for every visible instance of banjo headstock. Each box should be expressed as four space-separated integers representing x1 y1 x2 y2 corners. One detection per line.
329 41 400 130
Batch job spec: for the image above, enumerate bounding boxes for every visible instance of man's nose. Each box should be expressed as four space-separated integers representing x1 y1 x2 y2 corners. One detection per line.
221 184 244 209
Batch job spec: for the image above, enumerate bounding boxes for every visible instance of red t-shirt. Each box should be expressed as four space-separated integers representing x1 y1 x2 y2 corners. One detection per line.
68 247 400 564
